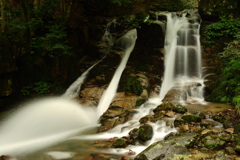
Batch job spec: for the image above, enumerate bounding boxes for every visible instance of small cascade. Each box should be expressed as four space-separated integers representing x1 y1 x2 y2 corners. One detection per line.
62 62 99 99
159 10 204 103
63 20 117 99
97 29 137 117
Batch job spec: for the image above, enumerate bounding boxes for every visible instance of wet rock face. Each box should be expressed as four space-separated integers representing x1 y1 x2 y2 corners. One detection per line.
135 133 195 160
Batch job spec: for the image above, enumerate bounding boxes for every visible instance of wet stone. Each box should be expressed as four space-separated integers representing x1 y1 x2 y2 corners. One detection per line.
139 115 155 124
112 137 129 148
181 112 202 123
173 104 187 114
174 118 185 127
138 125 153 142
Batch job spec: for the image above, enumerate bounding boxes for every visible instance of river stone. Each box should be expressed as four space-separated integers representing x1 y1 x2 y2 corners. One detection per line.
129 128 139 140
138 125 153 142
134 133 196 160
214 151 230 160
181 112 202 123
225 146 236 155
112 137 129 148
174 118 185 127
173 104 187 114
190 110 206 119
153 101 174 113
139 115 155 124
203 139 225 149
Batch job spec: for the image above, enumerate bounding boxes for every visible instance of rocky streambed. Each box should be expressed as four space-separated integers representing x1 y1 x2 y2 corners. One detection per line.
88 101 240 160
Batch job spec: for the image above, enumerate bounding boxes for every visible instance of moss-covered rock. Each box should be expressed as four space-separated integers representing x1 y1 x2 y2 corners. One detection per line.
112 137 129 148
173 104 187 114
129 128 139 140
181 112 202 123
135 133 195 160
138 125 153 142
174 118 185 127
153 101 174 113
139 115 155 124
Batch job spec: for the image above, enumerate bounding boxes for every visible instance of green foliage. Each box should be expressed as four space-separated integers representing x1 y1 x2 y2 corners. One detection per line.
121 12 148 29
21 81 59 97
125 77 143 95
204 18 240 46
31 24 71 58
207 32 240 111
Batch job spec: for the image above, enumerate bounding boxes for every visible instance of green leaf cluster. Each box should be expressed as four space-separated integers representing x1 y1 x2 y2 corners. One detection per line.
204 18 240 46
207 33 240 111
21 81 60 97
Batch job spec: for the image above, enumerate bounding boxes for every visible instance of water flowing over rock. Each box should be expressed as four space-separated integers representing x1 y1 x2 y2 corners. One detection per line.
158 10 204 104
97 29 137 117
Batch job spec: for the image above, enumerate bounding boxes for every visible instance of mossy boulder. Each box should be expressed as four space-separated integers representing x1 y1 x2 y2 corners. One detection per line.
129 128 139 140
174 118 185 127
135 133 196 160
181 112 202 123
173 104 187 114
153 101 174 113
203 139 225 149
139 115 155 124
138 125 153 142
112 137 129 148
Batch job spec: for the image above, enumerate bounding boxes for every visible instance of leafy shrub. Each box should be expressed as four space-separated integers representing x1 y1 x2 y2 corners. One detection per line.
31 24 71 58
204 18 240 46
21 81 59 97
207 32 240 111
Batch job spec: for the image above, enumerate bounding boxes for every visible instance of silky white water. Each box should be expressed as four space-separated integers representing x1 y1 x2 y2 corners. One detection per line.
159 11 204 103
63 63 98 99
0 28 137 157
0 97 98 155
97 29 137 117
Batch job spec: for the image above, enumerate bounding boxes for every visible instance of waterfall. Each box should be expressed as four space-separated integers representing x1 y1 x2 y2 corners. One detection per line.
0 97 98 155
62 62 99 99
159 11 204 103
97 29 137 117
63 19 117 99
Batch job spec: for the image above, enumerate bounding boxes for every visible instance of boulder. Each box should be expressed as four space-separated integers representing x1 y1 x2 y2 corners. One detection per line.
153 101 174 113
139 115 155 124
173 104 187 114
135 133 196 160
112 137 129 148
181 112 202 123
138 125 153 142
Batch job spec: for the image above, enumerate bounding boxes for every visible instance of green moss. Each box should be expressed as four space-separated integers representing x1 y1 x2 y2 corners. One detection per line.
125 77 143 95
136 99 146 107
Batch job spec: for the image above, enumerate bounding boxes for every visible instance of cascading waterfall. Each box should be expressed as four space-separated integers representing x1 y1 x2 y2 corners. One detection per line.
159 11 204 103
97 29 137 117
0 20 119 156
62 62 99 99
63 19 117 99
